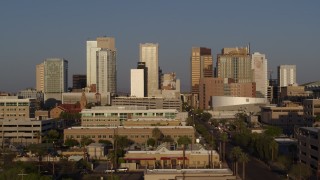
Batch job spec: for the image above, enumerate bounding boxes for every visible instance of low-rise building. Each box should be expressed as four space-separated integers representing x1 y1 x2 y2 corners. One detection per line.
64 126 195 145
0 96 36 120
261 105 309 135
112 97 181 112
303 99 320 123
144 169 235 180
124 143 219 169
80 106 178 127
86 143 107 160
0 118 56 145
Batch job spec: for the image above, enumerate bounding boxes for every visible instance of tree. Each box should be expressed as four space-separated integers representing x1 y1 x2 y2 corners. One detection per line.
65 138 79 147
264 126 282 137
98 139 112 147
44 129 60 143
152 128 164 146
220 132 228 162
239 152 249 180
80 137 95 147
289 163 312 180
114 135 133 150
230 146 243 176
162 136 174 143
200 112 212 122
147 138 155 147
177 136 192 169
269 139 278 161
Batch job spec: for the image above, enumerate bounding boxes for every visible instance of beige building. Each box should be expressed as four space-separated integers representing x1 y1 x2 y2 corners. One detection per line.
296 127 320 173
280 85 311 99
124 143 220 169
36 63 44 92
112 97 181 111
80 106 179 127
261 104 310 134
216 47 253 83
64 126 195 145
191 47 213 108
123 118 181 127
303 99 320 123
0 119 55 145
0 96 36 120
86 143 107 160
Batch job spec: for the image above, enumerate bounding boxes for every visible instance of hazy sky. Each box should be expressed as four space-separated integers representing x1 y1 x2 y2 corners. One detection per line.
1 1 320 93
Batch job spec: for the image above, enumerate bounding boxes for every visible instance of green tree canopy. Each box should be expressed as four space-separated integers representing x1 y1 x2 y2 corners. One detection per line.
80 137 95 146
65 138 79 147
177 136 192 146
114 135 133 149
152 127 164 145
264 126 283 137
147 138 156 147
289 163 312 180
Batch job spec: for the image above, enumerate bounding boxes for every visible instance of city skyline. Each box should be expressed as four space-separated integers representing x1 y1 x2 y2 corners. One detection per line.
1 1 320 93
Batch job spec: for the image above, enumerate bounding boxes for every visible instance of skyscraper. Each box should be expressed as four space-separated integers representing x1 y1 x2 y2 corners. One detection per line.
190 47 213 94
86 37 115 90
190 47 213 107
131 69 144 97
216 47 252 83
43 58 68 93
36 63 44 92
251 52 268 98
140 43 160 97
278 65 297 87
97 49 117 96
73 74 87 90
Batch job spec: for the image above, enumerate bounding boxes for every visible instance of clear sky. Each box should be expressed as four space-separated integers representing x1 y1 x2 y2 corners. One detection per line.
0 1 320 93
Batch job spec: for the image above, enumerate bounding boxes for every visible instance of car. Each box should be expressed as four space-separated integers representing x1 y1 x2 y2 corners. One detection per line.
116 167 128 172
105 169 116 173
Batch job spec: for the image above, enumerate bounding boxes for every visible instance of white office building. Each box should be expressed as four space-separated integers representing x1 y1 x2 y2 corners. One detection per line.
251 52 268 98
140 43 160 97
278 65 296 87
131 69 145 97
97 49 117 96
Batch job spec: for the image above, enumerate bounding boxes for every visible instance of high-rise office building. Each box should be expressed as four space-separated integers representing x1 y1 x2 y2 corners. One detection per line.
73 74 87 90
140 43 160 97
251 52 268 98
278 65 296 87
216 47 252 83
86 37 115 89
97 49 117 96
36 63 44 92
131 69 145 97
190 47 213 108
190 47 213 94
44 58 68 93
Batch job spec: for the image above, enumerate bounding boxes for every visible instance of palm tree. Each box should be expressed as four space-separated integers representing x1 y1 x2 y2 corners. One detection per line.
177 136 192 169
269 140 278 161
220 132 228 162
239 152 249 180
230 146 243 176
152 127 164 146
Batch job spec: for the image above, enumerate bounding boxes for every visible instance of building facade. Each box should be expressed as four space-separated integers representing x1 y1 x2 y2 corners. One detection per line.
36 63 45 92
0 119 55 145
0 96 36 120
251 52 268 98
278 65 296 87
140 43 160 97
190 47 213 108
216 47 252 83
86 37 115 88
131 69 145 97
97 49 117 96
72 74 87 90
296 127 320 173
43 58 68 94
64 126 195 145
112 97 181 111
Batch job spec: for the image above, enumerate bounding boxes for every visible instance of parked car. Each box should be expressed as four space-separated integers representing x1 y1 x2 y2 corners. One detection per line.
105 169 116 173
116 167 128 172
